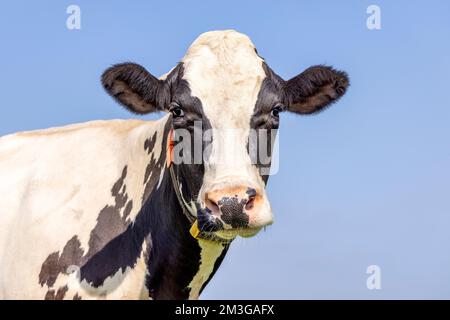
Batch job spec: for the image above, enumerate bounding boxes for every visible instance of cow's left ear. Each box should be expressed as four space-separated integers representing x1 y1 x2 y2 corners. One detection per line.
283 65 349 114
101 62 169 114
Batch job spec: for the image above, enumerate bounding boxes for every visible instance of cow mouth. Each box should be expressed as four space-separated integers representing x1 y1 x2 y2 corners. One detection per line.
193 204 269 242
193 228 261 243
193 221 265 243
214 227 262 239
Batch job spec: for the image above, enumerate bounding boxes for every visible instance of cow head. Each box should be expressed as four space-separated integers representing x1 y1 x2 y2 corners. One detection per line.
101 30 349 242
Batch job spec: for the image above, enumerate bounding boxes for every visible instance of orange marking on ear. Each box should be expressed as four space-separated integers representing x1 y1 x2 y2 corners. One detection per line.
166 128 174 167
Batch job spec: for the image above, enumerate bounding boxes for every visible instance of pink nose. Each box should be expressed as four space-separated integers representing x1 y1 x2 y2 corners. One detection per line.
205 186 261 228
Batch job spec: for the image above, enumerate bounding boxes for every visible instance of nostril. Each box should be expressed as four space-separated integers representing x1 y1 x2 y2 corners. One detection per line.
205 197 220 215
245 196 255 211
245 188 257 211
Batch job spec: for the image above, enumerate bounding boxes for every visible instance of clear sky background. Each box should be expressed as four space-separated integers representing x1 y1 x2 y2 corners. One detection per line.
1 1 450 299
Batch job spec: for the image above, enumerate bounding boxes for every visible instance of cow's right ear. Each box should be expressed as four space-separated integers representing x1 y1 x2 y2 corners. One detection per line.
101 63 169 114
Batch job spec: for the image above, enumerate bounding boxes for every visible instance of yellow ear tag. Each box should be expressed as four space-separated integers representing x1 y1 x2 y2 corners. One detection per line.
189 220 201 239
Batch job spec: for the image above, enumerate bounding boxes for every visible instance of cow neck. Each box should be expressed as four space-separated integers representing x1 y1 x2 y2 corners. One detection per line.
143 157 229 299
137 123 227 299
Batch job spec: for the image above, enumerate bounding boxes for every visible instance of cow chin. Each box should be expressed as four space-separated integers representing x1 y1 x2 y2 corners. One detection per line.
215 227 263 240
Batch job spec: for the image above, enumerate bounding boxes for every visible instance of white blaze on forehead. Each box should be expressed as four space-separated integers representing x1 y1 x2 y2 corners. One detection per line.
182 30 267 192
182 30 265 130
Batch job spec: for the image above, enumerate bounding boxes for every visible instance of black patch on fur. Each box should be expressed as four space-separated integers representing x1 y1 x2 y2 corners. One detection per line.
144 170 201 299
39 236 84 288
249 63 284 184
168 64 212 215
45 285 68 300
144 132 158 154
142 131 165 204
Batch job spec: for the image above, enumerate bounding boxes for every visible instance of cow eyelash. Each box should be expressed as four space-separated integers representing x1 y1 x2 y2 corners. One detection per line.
271 104 284 118
169 102 185 118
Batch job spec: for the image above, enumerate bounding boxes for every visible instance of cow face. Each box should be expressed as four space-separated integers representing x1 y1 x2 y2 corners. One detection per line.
101 30 349 241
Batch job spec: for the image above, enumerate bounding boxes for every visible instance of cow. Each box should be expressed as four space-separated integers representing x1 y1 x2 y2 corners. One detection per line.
0 30 349 299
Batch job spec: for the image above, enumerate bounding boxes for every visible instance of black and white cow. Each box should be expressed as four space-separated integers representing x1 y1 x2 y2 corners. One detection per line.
0 30 348 299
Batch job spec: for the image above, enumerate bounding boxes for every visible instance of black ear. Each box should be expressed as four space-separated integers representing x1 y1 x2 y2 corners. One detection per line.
283 65 349 115
101 63 169 114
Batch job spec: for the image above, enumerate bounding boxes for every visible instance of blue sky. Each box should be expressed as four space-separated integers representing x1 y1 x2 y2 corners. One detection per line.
1 1 450 299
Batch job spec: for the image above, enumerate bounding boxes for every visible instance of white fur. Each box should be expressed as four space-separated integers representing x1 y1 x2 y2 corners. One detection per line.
188 239 225 299
0 117 169 299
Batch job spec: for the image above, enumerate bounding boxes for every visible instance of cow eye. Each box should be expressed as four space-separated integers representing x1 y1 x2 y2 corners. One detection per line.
170 103 185 118
271 105 284 118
